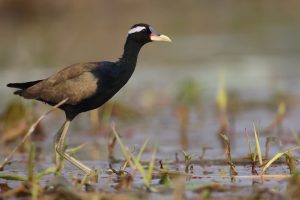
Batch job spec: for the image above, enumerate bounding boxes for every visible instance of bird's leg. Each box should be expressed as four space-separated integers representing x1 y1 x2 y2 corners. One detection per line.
54 120 97 178
53 121 68 167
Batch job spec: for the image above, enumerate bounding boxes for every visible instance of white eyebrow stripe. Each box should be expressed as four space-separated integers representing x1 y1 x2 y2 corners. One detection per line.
128 26 146 34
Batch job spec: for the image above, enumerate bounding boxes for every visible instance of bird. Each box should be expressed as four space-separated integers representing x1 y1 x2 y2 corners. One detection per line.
7 23 171 177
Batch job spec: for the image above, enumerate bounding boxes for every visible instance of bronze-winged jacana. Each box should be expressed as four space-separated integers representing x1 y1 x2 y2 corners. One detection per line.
7 23 171 177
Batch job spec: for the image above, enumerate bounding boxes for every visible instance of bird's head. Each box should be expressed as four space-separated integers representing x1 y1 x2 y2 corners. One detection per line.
127 23 172 45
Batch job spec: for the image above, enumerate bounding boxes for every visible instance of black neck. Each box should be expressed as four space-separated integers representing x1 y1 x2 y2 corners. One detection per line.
116 38 143 68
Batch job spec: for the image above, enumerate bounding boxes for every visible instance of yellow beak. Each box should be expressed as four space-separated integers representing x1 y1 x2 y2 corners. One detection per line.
150 34 172 42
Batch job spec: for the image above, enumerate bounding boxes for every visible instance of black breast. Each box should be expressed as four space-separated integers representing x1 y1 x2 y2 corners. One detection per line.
62 61 134 120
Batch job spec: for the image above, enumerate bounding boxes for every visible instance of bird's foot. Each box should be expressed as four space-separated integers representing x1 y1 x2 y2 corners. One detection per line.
86 169 99 182
53 144 66 175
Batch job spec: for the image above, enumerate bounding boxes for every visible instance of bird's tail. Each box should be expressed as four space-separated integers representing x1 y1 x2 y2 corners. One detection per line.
13 90 23 96
7 80 43 97
7 80 42 89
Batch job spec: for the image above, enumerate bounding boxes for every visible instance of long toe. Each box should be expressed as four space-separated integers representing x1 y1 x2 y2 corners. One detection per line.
87 169 99 182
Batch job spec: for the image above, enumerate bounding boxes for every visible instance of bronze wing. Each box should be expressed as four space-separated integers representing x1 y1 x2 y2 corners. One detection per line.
23 63 99 105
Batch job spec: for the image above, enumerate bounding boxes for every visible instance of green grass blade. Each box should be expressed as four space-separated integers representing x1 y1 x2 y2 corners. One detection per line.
28 144 36 182
253 124 262 165
112 125 156 189
131 153 147 186
261 146 300 175
112 126 130 160
216 74 227 111
261 152 286 175
36 166 57 179
0 173 27 181
146 147 157 187
137 137 150 160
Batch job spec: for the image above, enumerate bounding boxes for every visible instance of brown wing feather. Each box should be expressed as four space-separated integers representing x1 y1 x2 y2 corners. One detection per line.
23 62 98 105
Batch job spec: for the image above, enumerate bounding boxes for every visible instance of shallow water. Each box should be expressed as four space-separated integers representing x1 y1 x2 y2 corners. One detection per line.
1 53 300 198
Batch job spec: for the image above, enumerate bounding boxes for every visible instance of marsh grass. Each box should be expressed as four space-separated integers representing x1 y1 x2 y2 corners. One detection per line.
182 150 194 173
216 75 229 130
112 125 157 191
27 144 39 200
265 137 278 160
219 133 238 175
108 134 118 162
0 144 58 199
0 99 68 170
245 128 261 174
244 123 300 176
253 125 263 166
1 112 299 199
0 99 45 146
1 80 300 199
261 146 300 175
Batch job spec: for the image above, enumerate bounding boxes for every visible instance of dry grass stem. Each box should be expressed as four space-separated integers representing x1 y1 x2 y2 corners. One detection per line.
0 98 68 170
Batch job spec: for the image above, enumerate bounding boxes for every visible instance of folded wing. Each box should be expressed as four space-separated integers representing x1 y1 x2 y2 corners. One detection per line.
14 62 99 105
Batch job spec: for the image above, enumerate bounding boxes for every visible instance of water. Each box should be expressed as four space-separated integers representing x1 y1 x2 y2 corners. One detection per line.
1 49 300 198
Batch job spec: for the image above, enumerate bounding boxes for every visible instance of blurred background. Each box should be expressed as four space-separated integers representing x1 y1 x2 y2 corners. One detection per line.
1 0 300 159
1 0 299 67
